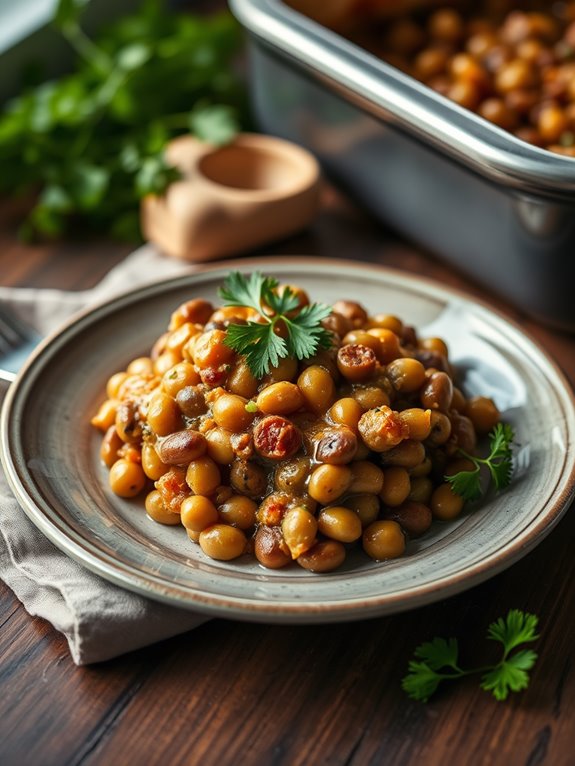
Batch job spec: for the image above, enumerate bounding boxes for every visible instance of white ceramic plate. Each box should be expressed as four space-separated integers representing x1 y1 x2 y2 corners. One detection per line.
2 259 575 622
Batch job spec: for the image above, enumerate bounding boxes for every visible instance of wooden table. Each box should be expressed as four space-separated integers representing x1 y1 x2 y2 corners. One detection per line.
1 185 574 766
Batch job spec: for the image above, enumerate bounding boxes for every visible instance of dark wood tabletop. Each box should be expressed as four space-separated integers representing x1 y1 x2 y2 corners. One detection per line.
1 183 574 766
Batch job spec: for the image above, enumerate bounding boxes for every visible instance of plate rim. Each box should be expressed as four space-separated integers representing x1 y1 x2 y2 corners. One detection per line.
2 255 575 622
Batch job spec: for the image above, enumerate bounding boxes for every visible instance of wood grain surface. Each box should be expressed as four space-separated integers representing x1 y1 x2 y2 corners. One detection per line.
1 184 574 766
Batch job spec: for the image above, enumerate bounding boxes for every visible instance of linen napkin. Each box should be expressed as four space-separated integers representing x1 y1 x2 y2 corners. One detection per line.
0 245 214 665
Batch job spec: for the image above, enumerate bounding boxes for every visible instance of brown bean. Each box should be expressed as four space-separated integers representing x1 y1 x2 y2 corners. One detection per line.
156 430 207 465
169 298 214 330
448 411 477 453
332 300 368 327
100 425 123 468
254 526 291 569
274 457 311 494
315 427 358 465
175 385 207 418
229 460 267 499
253 415 302 460
383 501 432 537
115 400 142 443
296 540 346 572
420 371 453 412
337 344 377 382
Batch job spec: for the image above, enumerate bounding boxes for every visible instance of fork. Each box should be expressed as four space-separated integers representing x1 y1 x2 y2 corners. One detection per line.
0 305 41 386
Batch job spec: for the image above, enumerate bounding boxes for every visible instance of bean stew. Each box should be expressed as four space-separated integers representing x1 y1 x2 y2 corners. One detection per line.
91 277 502 572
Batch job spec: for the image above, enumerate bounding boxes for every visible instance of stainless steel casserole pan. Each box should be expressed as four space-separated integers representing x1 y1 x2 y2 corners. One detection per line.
230 0 575 330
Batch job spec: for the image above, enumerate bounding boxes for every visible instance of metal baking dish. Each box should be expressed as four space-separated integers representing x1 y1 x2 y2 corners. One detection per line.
230 0 575 330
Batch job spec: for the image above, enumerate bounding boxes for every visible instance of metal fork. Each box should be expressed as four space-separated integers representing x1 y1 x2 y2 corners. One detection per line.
0 305 41 385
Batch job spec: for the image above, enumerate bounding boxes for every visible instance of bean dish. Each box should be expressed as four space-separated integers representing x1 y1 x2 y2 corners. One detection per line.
91 276 502 573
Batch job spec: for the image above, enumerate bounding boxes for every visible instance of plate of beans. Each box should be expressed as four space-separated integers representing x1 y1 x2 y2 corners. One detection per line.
2 259 574 620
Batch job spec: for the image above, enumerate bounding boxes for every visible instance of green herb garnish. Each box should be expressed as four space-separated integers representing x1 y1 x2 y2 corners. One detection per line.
0 0 247 240
402 609 539 703
219 271 333 378
445 422 514 501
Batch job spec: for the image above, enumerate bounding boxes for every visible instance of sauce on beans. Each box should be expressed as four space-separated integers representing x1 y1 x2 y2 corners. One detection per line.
91 282 501 572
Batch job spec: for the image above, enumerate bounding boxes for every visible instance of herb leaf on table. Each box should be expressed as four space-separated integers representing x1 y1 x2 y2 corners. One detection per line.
402 609 539 703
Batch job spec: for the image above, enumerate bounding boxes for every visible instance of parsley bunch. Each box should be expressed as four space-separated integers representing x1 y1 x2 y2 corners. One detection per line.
219 272 333 378
446 423 514 501
402 609 539 702
0 0 248 240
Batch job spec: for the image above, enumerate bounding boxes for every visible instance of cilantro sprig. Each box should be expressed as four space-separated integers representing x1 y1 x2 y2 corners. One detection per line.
219 272 333 378
445 422 514 502
402 610 539 703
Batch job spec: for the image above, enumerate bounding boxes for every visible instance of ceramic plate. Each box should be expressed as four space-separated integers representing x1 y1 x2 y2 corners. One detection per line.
2 259 575 622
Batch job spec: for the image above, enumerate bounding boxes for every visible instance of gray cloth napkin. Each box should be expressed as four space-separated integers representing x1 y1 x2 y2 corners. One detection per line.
0 245 213 665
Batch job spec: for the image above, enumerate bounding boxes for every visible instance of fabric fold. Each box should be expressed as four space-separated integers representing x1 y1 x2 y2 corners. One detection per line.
0 245 212 665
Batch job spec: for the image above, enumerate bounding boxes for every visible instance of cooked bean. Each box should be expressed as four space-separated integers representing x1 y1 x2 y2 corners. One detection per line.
349 460 384 494
145 490 181 525
398 408 432 441
282 507 318 558
257 492 291 526
337 344 377 382
367 328 402 364
332 300 368 326
328 397 364 432
230 460 267 498
205 427 235 465
257 381 304 415
185 456 221 496
180 495 219 532
386 358 426 393
253 415 302 460
407 476 434 505
212 394 254 432
254 526 291 569
380 439 426 469
227 359 259 398
115 400 142 443
384 501 432 537
297 540 347 573
109 459 146 498
193 329 235 369
345 494 380 526
100 425 123 468
297 365 336 413
448 411 477 454
199 525 246 560
308 464 352 505
420 371 453 412
352 386 390 411
274 457 311 495
156 430 207 465
91 399 118 431
141 442 168 480
263 356 299 384
363 520 405 560
218 495 258 529
315 427 358 465
175 385 207 418
431 482 465 520
146 392 181 436
380 466 411 507
318 506 362 543
169 298 214 330
358 406 407 452
162 362 200 397
426 411 452 446
465 396 500 434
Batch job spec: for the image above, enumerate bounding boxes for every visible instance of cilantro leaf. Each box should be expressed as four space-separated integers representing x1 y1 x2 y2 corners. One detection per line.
402 661 443 703
480 650 538 701
487 610 539 655
445 423 514 502
414 637 460 670
402 610 540 704
220 272 333 377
